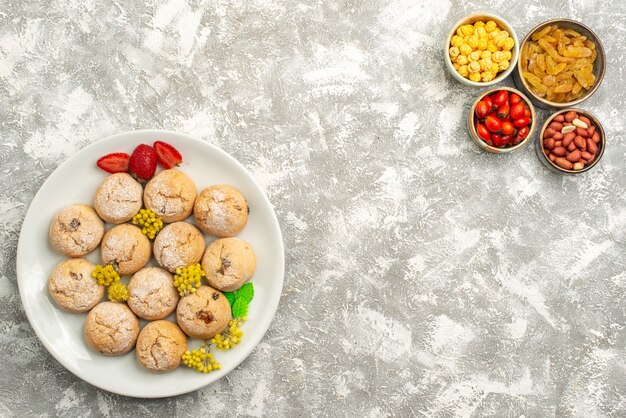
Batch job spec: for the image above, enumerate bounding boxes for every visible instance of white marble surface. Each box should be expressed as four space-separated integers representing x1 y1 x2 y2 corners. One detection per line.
1 0 625 416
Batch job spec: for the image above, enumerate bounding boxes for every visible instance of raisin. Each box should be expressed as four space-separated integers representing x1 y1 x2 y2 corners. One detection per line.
196 310 214 323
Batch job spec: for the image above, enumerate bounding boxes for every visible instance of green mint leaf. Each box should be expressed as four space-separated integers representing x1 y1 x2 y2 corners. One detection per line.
224 292 236 307
232 297 248 318
235 282 254 304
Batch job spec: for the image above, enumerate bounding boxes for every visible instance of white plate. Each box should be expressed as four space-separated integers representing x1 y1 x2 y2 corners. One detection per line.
16 130 284 398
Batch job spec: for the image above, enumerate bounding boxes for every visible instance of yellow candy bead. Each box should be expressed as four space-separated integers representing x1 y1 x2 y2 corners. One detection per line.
449 46 460 59
487 42 498 53
489 29 501 40
467 35 479 49
484 21 498 33
456 55 468 65
481 71 494 82
490 63 499 74
457 65 469 77
502 50 512 61
499 60 510 71
491 51 504 63
469 72 482 82
480 50 492 60
468 61 481 74
502 37 515 51
459 43 472 56
474 21 485 28
477 39 488 51
461 24 474 36
475 27 487 39
468 50 480 62
450 35 463 48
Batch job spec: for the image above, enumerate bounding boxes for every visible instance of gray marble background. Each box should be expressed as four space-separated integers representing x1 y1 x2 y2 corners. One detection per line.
1 0 625 416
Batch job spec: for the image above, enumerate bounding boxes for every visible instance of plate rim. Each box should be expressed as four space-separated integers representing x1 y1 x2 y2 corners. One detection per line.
16 129 285 398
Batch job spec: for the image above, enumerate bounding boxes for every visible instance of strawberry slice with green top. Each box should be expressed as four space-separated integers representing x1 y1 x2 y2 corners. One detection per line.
153 141 183 169
96 153 130 174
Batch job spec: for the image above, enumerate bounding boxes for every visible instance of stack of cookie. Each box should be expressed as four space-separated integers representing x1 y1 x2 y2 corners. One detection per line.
47 168 256 373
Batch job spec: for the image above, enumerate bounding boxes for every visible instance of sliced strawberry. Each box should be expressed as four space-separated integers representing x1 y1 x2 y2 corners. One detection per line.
129 144 157 182
153 140 183 169
96 153 130 174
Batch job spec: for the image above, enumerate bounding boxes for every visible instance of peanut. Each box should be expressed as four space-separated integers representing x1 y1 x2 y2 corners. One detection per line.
592 132 600 144
555 157 573 170
573 162 584 170
549 122 564 131
543 128 556 138
552 146 567 157
563 132 575 147
561 125 576 134
554 114 565 123
581 151 593 161
578 115 591 127
587 126 595 136
564 111 577 123
568 142 576 152
552 132 564 141
576 127 589 138
574 136 586 149
544 138 555 150
587 138 597 154
572 118 588 129
549 153 557 162
566 150 581 162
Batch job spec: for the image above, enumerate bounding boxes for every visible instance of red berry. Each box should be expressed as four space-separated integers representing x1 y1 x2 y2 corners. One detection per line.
491 133 506 147
492 90 509 107
513 117 531 129
517 126 530 140
524 108 531 118
96 153 130 174
497 104 510 119
475 101 490 119
485 115 502 133
509 93 522 105
501 120 515 135
476 123 491 142
483 96 494 111
129 144 157 182
501 134 513 144
153 141 183 169
510 102 525 120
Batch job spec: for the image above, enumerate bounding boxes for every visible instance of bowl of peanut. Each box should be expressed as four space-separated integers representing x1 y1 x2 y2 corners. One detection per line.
513 19 606 109
537 109 605 174
445 13 519 87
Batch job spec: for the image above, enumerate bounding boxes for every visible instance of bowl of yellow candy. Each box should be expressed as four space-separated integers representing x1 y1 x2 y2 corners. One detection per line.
513 19 606 109
445 13 519 87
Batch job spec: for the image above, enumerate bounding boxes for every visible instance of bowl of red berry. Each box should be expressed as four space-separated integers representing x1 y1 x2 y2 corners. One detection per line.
469 87 537 153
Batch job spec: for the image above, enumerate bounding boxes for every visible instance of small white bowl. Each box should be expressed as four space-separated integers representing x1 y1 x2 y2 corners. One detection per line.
444 12 520 87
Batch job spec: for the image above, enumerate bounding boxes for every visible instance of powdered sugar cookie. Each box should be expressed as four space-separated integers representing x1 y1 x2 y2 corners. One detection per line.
127 267 179 320
194 185 248 237
48 258 104 313
93 173 143 224
49 204 104 257
83 302 139 356
176 285 231 339
101 224 151 275
153 222 204 273
143 170 197 223
201 238 256 292
136 320 187 372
